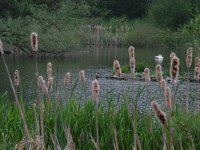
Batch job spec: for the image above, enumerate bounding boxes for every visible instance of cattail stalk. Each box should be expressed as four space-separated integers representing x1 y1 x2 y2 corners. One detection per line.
186 48 193 80
37 76 47 145
14 47 23 99
1 39 30 147
151 101 167 126
92 79 100 150
79 70 87 100
47 62 52 79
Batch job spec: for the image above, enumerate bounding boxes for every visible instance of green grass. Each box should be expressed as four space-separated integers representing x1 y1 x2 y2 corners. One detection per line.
0 91 200 149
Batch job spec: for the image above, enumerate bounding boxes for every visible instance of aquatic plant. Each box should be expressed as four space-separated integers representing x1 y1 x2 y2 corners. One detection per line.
113 59 122 77
31 32 38 52
170 56 179 83
79 70 85 84
155 64 163 83
165 87 172 108
64 72 71 87
186 48 193 80
151 101 166 126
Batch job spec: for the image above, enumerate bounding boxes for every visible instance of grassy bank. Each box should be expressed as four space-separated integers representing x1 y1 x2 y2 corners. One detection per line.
0 92 200 149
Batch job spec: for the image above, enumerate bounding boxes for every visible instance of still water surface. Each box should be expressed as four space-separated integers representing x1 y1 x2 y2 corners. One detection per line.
0 46 189 110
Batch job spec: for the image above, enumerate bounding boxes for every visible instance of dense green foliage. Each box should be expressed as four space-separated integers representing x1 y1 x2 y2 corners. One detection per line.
0 92 200 149
0 0 200 53
148 0 200 30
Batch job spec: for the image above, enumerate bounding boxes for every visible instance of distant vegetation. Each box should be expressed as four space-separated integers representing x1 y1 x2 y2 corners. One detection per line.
0 0 200 54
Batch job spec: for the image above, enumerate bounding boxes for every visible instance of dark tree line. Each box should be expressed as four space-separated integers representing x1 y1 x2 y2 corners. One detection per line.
0 0 151 19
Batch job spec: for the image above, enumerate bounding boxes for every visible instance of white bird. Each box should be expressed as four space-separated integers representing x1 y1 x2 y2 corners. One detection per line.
155 54 163 64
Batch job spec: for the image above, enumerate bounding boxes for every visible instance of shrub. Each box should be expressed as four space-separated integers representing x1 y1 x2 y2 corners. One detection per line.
148 0 196 30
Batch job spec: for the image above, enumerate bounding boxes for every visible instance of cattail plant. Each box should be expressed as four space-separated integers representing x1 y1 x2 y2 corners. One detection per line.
195 56 200 68
186 48 193 80
113 60 122 77
128 46 135 58
37 75 48 145
47 62 52 79
143 67 151 85
92 79 100 150
161 79 166 91
130 57 135 78
170 52 176 60
64 72 71 87
31 32 39 77
92 79 100 103
156 64 163 83
170 56 179 83
79 70 86 84
0 38 30 147
129 46 135 78
79 70 87 100
165 87 172 108
194 67 200 82
151 101 167 126
38 76 48 96
14 70 20 87
31 32 38 52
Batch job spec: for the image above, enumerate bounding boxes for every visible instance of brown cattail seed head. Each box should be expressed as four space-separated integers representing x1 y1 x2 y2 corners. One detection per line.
194 67 200 81
64 72 71 87
79 70 85 83
151 101 167 126
195 57 200 67
186 47 193 68
170 52 176 60
0 38 4 55
165 87 172 108
113 60 122 77
31 32 38 51
38 76 48 95
47 62 52 79
161 79 166 91
170 56 179 82
92 79 100 102
128 46 135 58
143 67 151 84
14 70 20 87
156 64 163 82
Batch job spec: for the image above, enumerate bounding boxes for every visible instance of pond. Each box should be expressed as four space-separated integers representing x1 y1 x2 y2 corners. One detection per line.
1 46 197 112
